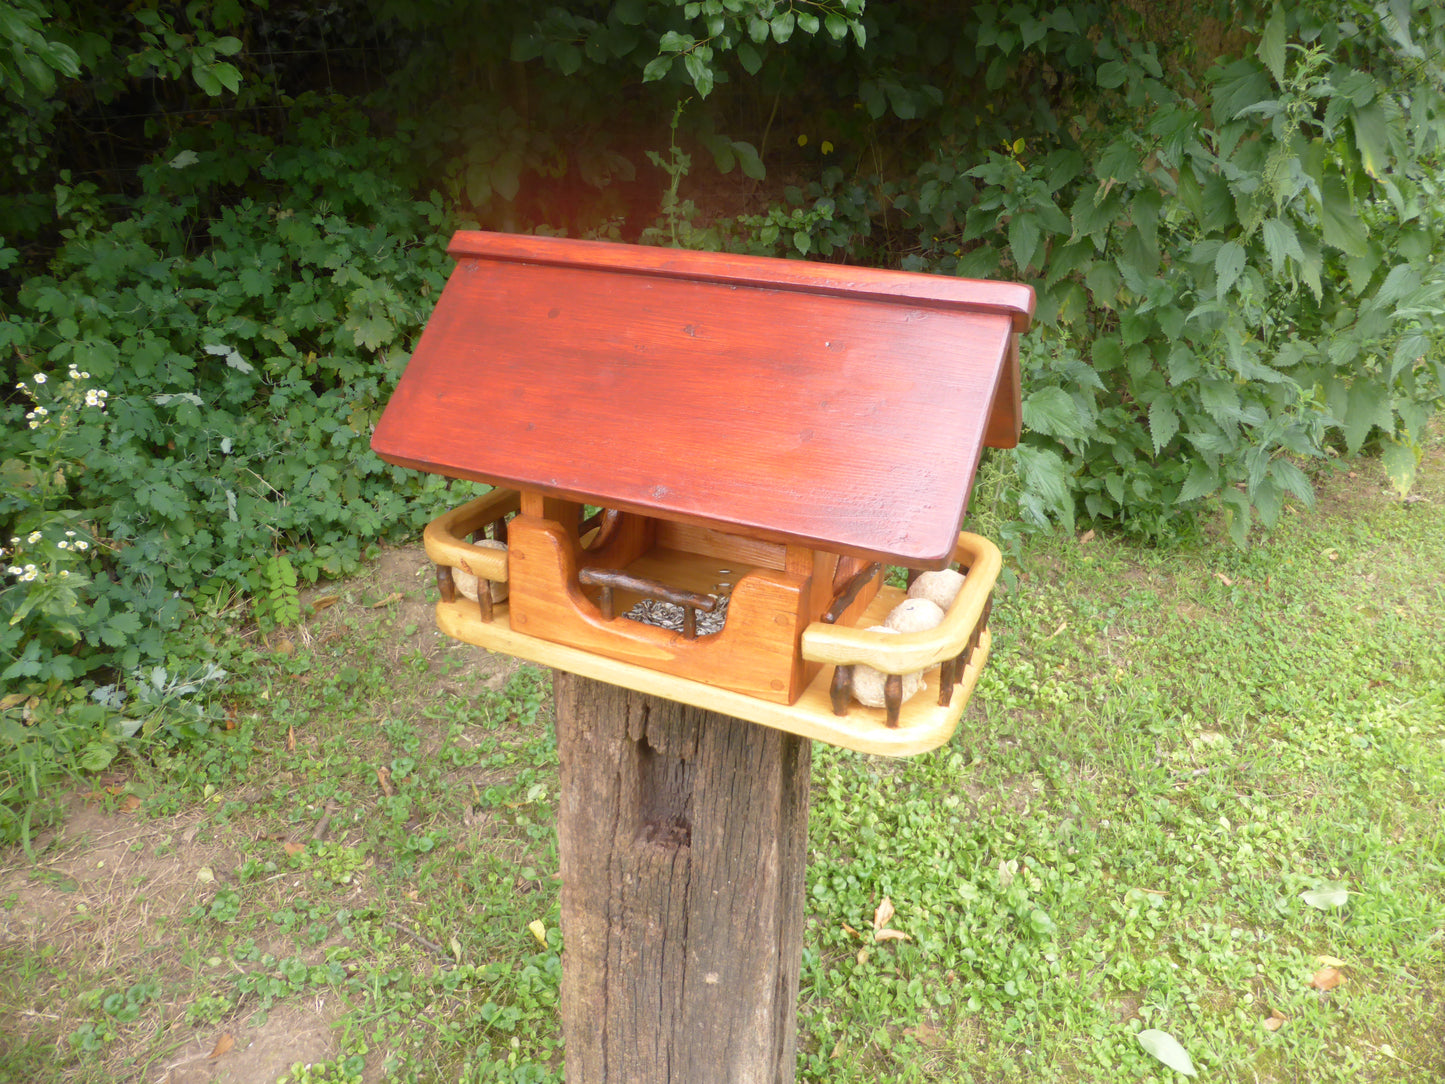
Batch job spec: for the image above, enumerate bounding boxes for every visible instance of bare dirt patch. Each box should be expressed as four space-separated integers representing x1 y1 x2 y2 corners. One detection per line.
156 1000 340 1084
0 797 236 962
0 536 525 1083
0 797 254 1079
291 542 443 663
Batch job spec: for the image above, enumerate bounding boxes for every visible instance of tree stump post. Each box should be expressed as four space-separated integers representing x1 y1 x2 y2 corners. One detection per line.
553 670 812 1084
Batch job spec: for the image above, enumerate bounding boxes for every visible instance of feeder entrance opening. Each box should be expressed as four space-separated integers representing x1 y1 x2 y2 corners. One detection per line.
577 531 750 641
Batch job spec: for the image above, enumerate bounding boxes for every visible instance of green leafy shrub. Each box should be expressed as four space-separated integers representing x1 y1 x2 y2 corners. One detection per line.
0 0 249 244
1 97 457 694
1 364 113 682
505 0 866 100
681 0 1445 542
898 1 1445 542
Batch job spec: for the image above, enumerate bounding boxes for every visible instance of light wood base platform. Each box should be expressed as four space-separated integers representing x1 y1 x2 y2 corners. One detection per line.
436 595 989 758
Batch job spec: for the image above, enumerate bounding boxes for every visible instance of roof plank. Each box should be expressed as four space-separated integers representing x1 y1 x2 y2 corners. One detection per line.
372 232 1034 566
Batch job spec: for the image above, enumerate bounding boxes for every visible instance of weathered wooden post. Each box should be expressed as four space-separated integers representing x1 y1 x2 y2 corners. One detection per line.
372 232 1033 1082
552 674 811 1081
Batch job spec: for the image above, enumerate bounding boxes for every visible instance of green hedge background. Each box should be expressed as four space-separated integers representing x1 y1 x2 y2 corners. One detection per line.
1 0 1441 819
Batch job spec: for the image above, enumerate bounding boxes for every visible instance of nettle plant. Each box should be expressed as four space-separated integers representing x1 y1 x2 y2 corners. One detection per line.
895 1 1445 542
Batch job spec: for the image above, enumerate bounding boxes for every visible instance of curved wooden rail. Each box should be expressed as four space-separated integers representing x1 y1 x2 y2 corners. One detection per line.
423 488 520 582
800 533 1001 675
580 508 624 551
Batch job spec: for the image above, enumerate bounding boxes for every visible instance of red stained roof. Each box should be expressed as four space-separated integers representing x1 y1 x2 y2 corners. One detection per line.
373 231 1033 567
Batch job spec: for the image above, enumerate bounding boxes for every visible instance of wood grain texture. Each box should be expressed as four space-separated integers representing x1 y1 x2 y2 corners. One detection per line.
983 335 1022 449
434 596 990 757
422 489 520 582
800 532 1000 673
554 672 810 1084
371 231 1035 568
447 231 1034 330
654 520 787 571
506 515 811 703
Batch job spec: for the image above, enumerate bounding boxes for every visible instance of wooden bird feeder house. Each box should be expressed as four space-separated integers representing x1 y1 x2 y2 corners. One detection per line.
372 231 1034 757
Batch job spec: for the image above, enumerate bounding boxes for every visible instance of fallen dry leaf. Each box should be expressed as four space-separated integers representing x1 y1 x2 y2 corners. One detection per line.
0 693 27 711
376 765 394 797
871 896 911 942
285 724 296 753
855 946 870 965
1315 954 1348 968
841 922 862 939
310 593 341 614
1079 529 1096 544
283 841 305 856
874 928 912 943
528 920 548 946
369 591 402 609
208 1032 235 1059
120 795 141 813
1263 1011 1286 1032
1311 966 1344 991
873 897 896 931
1214 572 1234 586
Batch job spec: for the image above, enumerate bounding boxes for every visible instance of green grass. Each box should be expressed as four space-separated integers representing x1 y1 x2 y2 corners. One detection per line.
0 436 1441 1083
800 444 1445 1082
